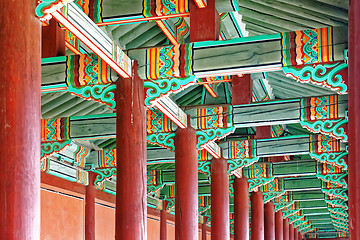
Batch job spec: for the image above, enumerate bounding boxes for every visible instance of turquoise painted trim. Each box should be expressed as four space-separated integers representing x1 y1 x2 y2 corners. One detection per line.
52 153 75 165
229 12 242 37
224 82 231 103
234 98 299 108
48 170 77 182
256 134 309 142
70 113 116 120
147 160 175 164
102 15 145 23
72 135 116 140
344 49 348 63
232 1 240 12
103 189 116 195
41 84 68 91
193 33 281 48
300 118 348 142
161 19 175 36
80 48 87 54
201 87 206 104
41 56 67 64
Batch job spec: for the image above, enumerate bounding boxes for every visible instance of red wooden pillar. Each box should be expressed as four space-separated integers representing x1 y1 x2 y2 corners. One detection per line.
289 224 294 240
348 1 360 239
202 217 208 240
232 74 253 105
251 191 264 240
232 74 252 240
175 124 198 240
85 172 96 240
190 0 220 42
116 62 147 239
211 157 230 240
293 228 298 240
0 0 41 238
234 177 249 240
283 218 289 240
264 201 275 240
256 126 272 139
42 19 65 58
160 201 168 240
275 210 283 240
297 231 302 240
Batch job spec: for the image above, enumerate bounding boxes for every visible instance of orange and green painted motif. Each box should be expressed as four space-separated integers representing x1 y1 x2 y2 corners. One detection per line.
281 27 333 66
146 44 193 79
143 0 189 17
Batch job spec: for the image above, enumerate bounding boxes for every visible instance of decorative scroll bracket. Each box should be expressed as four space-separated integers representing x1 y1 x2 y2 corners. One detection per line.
282 61 348 95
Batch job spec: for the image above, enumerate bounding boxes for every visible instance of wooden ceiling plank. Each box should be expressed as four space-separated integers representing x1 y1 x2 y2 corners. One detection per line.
239 7 308 32
274 0 348 22
239 0 329 29
248 0 346 26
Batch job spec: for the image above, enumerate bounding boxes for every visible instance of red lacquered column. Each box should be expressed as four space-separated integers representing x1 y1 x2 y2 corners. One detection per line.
232 74 252 105
275 210 284 240
0 0 41 238
234 177 249 240
348 1 360 239
297 231 302 240
175 124 198 240
211 157 230 240
283 218 289 240
264 201 275 240
232 74 252 240
289 224 294 240
202 217 208 240
251 191 264 240
160 201 168 240
293 228 298 240
190 0 220 42
116 62 147 239
85 172 95 240
42 19 65 58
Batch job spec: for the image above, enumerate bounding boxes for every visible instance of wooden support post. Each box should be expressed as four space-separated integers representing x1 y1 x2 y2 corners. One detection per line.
348 0 360 239
160 201 168 240
251 191 264 240
175 122 198 240
234 177 249 240
42 19 65 58
0 0 41 238
211 157 230 240
264 201 275 240
190 0 220 97
202 217 208 240
232 74 253 105
283 218 289 240
297 231 302 240
293 228 298 240
256 126 272 139
232 74 252 240
85 172 95 240
190 0 220 42
289 224 294 240
275 210 284 240
115 62 147 239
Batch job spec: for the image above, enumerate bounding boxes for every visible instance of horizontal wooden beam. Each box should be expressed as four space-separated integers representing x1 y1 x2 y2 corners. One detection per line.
50 3 132 78
129 26 347 79
220 134 346 159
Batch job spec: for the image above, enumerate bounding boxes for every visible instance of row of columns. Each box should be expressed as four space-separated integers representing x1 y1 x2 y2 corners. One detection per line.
1 0 358 240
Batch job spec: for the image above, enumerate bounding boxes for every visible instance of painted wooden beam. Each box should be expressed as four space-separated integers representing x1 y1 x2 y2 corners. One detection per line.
220 134 346 159
129 26 347 79
51 3 132 78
